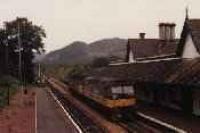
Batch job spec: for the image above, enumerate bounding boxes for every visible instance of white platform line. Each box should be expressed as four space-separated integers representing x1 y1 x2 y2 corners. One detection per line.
137 112 187 133
48 89 83 133
35 92 38 133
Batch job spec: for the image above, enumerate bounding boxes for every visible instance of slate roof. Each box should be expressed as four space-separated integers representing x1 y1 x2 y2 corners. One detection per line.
177 19 200 56
127 39 179 61
86 58 200 86
87 59 179 83
166 58 200 85
187 19 200 52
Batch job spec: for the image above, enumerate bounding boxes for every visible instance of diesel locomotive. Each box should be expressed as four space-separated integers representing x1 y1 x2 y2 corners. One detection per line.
67 76 136 117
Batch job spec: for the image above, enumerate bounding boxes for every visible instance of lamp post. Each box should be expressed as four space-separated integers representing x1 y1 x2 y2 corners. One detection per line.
38 49 44 84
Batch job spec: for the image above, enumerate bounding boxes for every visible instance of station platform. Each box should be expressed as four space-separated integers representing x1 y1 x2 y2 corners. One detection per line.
36 88 79 133
137 104 200 133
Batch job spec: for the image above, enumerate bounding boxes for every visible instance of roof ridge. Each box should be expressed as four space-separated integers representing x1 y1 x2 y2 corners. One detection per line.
189 18 200 21
128 38 158 40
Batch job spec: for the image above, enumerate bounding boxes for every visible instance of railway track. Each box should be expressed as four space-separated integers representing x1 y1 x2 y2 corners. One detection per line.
69 87 178 133
46 77 184 133
118 112 177 133
49 87 105 133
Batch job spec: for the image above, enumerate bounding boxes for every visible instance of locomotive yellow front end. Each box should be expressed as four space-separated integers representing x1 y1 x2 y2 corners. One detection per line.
105 98 136 108
106 85 136 108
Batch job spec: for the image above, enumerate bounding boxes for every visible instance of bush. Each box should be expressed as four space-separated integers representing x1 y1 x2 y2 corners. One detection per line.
91 57 109 68
0 75 20 87
67 65 88 80
0 75 20 107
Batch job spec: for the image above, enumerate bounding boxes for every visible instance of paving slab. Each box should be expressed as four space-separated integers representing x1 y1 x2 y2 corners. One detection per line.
37 87 79 133
137 104 200 133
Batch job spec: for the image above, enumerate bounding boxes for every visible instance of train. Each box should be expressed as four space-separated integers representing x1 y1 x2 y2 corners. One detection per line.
65 76 136 117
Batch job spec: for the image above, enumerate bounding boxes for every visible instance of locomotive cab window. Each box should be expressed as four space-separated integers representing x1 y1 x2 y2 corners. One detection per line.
123 86 134 95
111 85 134 99
111 86 134 94
111 86 122 94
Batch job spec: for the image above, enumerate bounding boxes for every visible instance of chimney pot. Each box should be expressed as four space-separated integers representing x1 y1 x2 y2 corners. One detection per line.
159 23 176 41
139 33 146 39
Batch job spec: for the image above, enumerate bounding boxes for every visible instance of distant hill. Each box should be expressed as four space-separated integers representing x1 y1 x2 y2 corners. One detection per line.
42 38 127 65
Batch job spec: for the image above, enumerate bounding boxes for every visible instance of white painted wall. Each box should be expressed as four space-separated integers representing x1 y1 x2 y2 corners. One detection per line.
182 34 200 59
128 49 135 63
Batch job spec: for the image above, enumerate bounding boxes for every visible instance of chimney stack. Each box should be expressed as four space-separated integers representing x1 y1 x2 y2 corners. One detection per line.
159 23 176 41
139 33 146 39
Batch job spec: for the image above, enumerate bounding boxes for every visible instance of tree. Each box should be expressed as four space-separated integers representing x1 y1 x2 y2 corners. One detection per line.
67 65 90 81
3 17 46 83
0 29 7 75
91 57 110 68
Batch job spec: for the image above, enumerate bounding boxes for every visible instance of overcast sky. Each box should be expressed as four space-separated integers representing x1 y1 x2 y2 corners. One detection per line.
1 0 200 52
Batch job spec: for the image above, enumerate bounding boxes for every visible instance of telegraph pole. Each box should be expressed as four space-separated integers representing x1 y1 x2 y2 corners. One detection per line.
4 39 10 105
17 23 22 83
16 22 26 95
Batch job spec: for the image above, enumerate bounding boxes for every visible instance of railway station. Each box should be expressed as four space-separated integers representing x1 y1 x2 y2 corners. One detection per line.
54 12 200 132
1 1 200 133
80 14 200 116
